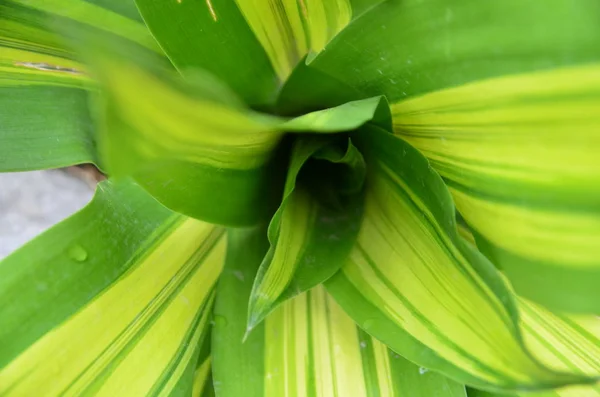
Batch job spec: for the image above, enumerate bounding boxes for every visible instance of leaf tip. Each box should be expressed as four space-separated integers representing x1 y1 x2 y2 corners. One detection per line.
241 325 254 343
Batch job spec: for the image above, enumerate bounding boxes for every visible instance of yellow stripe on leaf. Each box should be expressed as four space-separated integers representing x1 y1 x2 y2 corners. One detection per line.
192 358 212 397
89 41 386 225
263 285 403 397
392 64 600 191
157 300 213 397
248 188 316 328
326 126 592 390
213 226 466 396
234 0 351 79
98 61 282 171
340 173 548 384
471 382 600 397
542 385 600 397
0 47 88 87
451 190 600 269
371 334 395 396
0 0 163 87
0 0 166 172
246 137 364 329
519 298 600 377
0 218 226 396
392 63 600 312
308 286 368 396
457 225 600 394
469 298 600 396
10 0 163 54
85 41 286 224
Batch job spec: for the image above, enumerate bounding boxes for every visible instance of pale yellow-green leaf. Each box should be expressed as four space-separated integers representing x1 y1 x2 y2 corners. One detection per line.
392 63 600 312
0 218 225 396
235 0 352 79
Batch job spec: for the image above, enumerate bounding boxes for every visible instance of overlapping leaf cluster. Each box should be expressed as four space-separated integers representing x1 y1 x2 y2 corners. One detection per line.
0 0 599 396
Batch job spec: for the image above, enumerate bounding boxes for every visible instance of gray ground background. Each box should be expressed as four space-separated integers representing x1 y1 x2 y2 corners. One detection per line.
0 170 94 258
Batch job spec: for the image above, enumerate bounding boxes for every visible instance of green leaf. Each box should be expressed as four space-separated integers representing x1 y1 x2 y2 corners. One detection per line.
466 299 600 396
233 0 352 81
213 227 467 396
459 225 600 396
519 298 600 378
348 0 386 18
0 0 163 88
0 0 165 172
212 227 270 397
384 353 466 397
468 383 600 397
275 58 366 116
246 136 364 329
0 179 225 396
262 285 467 397
191 330 215 397
82 41 286 226
0 86 98 171
325 125 594 391
79 36 389 225
468 390 514 397
281 96 392 133
11 0 164 54
134 0 389 105
390 63 600 313
193 357 215 397
292 2 600 312
134 0 279 107
306 0 600 103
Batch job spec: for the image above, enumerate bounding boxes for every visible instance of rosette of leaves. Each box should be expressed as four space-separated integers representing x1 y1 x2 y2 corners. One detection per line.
1 0 599 396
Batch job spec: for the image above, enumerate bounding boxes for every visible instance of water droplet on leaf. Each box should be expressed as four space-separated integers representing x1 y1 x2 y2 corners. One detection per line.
214 315 228 327
67 245 88 262
363 319 376 330
232 270 245 282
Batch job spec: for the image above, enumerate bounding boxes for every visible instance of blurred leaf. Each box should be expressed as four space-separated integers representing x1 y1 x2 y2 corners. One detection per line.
81 36 390 225
134 0 279 107
134 0 391 105
325 125 594 391
1 0 163 87
91 51 284 226
11 0 163 54
0 179 225 396
0 0 165 171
